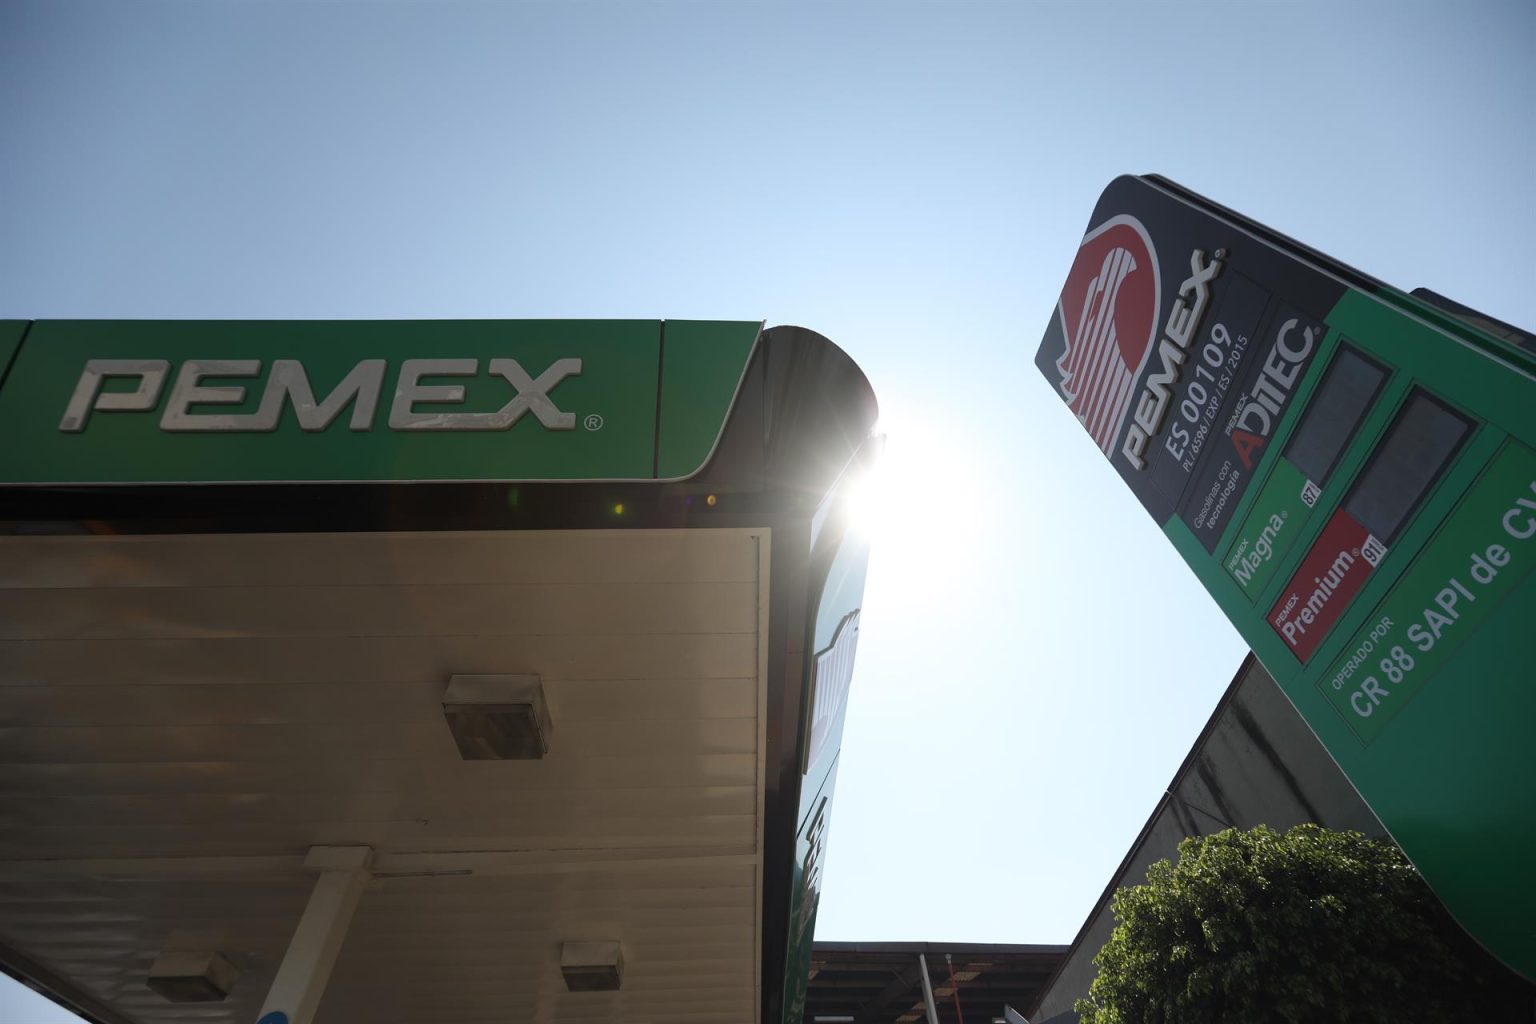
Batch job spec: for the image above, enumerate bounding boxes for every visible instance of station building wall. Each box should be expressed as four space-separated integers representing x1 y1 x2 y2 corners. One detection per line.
1030 655 1387 1023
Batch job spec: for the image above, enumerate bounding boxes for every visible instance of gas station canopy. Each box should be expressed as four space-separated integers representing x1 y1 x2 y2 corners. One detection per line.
0 320 880 1024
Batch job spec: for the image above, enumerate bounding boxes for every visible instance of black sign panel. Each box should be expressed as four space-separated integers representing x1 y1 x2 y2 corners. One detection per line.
1035 176 1347 542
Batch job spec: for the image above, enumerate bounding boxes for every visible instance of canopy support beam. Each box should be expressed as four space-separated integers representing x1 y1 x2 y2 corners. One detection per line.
255 846 373 1024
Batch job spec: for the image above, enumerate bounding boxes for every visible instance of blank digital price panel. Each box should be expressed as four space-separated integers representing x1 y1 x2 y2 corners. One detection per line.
1268 390 1475 662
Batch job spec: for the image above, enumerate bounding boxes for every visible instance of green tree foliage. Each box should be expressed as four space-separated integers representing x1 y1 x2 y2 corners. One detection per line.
1075 824 1528 1023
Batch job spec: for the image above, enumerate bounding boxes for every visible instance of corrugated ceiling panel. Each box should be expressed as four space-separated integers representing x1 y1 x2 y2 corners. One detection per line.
0 528 768 1024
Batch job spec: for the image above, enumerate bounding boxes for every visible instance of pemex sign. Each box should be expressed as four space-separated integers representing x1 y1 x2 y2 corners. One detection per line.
58 356 585 434
1036 175 1536 980
0 319 761 483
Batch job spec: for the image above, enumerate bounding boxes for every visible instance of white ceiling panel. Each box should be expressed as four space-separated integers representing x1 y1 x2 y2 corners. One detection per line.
0 528 771 1024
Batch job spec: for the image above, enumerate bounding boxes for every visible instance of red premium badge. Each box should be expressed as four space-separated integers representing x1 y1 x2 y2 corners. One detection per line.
1270 508 1381 662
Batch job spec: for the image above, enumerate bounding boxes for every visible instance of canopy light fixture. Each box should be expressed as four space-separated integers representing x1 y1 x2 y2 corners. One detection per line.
560 940 623 992
441 674 551 760
146 951 239 1002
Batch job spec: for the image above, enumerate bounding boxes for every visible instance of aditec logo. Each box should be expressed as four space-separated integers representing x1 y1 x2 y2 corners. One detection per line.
1052 215 1161 455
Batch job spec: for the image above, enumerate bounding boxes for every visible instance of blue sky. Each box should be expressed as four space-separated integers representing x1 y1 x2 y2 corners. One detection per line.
1 1 1532 1019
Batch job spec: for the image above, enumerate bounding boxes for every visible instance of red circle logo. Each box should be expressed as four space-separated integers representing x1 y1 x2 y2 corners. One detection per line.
1052 215 1160 454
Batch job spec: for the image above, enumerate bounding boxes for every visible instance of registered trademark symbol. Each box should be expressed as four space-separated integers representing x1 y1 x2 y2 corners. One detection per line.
584 414 604 432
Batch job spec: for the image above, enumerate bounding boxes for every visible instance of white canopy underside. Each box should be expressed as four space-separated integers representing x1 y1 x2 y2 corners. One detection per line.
0 527 771 1024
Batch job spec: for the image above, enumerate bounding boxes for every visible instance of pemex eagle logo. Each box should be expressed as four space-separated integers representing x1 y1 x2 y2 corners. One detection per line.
1052 214 1162 455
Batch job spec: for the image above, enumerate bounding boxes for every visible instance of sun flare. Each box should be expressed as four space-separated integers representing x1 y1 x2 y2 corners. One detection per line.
840 414 991 591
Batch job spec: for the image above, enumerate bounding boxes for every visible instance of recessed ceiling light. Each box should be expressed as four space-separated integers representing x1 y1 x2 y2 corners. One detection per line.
560 941 623 992
441 674 551 760
146 951 239 1003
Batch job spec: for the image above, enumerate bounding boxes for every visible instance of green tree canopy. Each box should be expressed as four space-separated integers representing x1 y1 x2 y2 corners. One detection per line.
1075 824 1528 1023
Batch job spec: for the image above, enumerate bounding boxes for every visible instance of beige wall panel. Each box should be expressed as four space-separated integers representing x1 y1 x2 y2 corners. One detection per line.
0 581 758 641
0 527 770 1024
1 814 757 859
0 633 759 685
0 716 756 763
1 787 758 829
0 677 758 728
0 530 761 589
0 753 761 797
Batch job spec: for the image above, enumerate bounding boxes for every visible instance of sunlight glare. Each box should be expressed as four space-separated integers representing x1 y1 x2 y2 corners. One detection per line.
842 413 995 598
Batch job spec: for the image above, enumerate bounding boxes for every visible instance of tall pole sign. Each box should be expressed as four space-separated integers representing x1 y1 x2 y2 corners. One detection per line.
1036 175 1536 979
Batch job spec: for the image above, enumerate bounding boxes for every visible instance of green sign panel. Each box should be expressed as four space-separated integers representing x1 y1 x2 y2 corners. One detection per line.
1037 175 1536 979
0 321 28 377
1319 440 1536 743
0 319 759 484
1225 458 1311 595
782 775 833 1024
